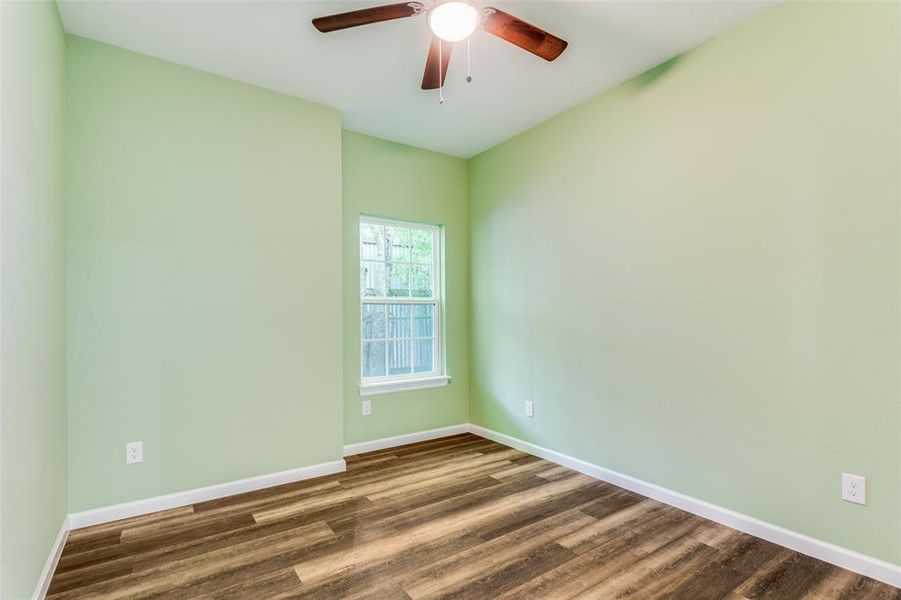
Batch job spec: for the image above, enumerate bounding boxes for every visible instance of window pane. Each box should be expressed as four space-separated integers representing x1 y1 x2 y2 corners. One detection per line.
410 264 433 298
387 304 411 338
414 304 434 338
414 338 434 373
388 339 412 376
363 341 386 378
360 224 386 260
387 262 410 297
362 304 386 340
386 226 411 262
411 228 434 264
361 261 386 297
361 219 442 384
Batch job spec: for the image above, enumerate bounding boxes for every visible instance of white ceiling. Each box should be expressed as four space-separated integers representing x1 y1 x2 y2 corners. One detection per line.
58 0 778 157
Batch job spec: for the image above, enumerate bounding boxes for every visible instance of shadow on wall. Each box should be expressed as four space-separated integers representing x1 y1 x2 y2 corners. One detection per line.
630 55 683 90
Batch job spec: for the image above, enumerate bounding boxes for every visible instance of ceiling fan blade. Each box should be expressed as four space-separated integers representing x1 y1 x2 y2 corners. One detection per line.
421 36 453 90
481 8 568 61
313 2 423 33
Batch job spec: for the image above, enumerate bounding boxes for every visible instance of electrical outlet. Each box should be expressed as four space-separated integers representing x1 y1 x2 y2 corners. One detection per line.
525 401 534 418
362 400 372 416
842 473 866 505
126 441 143 465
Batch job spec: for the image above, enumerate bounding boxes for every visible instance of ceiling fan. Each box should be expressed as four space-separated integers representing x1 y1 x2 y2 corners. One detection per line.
312 1 568 97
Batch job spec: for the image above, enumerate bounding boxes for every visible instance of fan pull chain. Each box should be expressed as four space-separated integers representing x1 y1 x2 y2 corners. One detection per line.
438 39 445 104
466 37 472 83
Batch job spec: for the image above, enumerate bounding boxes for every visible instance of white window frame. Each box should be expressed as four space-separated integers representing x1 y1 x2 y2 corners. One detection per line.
359 216 449 396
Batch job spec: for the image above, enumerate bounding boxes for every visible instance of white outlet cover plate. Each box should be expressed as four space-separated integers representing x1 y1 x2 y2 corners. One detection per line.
841 472 866 505
525 401 534 418
362 400 372 416
126 441 143 465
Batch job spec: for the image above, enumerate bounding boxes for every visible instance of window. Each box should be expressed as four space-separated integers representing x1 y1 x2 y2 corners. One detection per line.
359 217 448 395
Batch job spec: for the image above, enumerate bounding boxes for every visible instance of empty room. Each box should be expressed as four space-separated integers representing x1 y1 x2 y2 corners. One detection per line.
2 0 900 597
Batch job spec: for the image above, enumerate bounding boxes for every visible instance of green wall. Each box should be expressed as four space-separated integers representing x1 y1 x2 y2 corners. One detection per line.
342 132 469 444
4 0 899 587
65 37 344 512
469 2 900 564
0 1 68 597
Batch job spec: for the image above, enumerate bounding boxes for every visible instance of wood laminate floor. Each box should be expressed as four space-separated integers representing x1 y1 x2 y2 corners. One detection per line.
49 433 899 599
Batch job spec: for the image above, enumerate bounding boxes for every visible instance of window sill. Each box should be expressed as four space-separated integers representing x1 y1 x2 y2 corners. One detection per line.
360 375 451 397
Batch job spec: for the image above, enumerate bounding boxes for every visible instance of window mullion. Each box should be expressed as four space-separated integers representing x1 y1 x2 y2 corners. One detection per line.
362 297 436 304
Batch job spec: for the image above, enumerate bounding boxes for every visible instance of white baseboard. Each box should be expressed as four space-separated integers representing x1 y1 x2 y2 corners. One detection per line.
34 425 901 594
32 515 69 600
343 424 470 456
468 424 901 589
68 459 346 530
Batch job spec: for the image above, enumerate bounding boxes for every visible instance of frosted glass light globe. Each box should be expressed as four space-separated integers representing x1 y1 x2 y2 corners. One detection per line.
429 1 479 42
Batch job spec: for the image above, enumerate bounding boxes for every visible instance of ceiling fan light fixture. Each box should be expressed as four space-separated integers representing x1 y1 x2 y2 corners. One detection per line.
428 1 479 42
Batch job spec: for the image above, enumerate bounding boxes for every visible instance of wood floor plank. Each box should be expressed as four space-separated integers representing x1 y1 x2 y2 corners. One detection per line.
586 531 719 599
799 567 901 600
664 535 791 599
189 479 343 519
66 506 195 542
195 568 303 599
740 552 842 599
489 455 545 480
325 474 544 543
340 444 490 486
401 508 595 599
495 510 704 599
535 464 573 481
474 478 612 541
577 487 646 518
254 448 523 525
57 530 124 564
49 521 335 599
441 542 577 600
364 457 517 502
53 500 365 583
558 500 676 554
56 513 258 574
294 474 593 586
287 531 483 600
344 446 521 490
47 433 900 599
